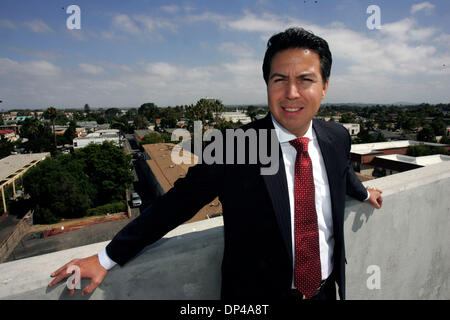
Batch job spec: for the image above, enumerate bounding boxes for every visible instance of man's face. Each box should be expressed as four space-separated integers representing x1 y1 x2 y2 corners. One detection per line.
267 48 329 137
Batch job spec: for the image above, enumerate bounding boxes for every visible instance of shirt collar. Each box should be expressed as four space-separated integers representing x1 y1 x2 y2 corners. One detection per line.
270 114 314 144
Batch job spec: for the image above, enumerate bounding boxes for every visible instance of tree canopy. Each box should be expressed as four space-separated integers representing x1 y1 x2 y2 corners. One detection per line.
23 142 133 224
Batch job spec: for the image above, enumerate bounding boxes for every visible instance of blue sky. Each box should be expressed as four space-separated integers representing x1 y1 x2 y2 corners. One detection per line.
0 0 449 109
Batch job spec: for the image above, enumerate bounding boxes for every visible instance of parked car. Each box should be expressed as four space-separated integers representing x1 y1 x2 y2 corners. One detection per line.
131 192 142 207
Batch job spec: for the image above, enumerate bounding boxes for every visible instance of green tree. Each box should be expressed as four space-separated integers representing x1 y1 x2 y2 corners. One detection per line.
141 132 166 144
138 103 159 122
19 118 54 153
73 142 133 205
0 136 14 159
416 126 437 143
339 113 356 123
23 155 95 223
44 107 58 148
407 145 448 157
431 118 446 136
63 121 77 145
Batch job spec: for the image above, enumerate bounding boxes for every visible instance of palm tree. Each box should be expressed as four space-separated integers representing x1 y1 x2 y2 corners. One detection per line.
212 99 224 122
45 107 58 148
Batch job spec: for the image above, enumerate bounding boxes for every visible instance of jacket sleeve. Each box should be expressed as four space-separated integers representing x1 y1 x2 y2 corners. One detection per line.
106 161 224 266
344 130 368 201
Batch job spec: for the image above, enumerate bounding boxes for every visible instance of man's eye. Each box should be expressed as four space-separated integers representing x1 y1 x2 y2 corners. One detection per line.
303 78 313 82
274 78 284 82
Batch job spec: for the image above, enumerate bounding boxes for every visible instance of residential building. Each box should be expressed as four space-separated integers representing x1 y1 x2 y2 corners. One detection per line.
351 140 450 176
73 129 120 149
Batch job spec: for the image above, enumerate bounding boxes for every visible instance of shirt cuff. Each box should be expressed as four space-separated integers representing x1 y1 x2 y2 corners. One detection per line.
364 189 370 201
98 247 117 270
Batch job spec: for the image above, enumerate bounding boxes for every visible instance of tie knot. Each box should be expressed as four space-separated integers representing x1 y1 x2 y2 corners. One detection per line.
289 137 309 153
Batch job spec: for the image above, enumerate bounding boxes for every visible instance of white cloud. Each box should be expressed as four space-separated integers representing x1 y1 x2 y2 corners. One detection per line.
411 2 435 15
186 11 227 26
2 9 449 108
113 14 141 34
24 20 53 33
161 5 180 14
227 11 287 33
0 59 61 77
218 42 255 58
146 62 178 77
133 15 177 33
79 63 105 75
0 19 16 29
380 18 437 42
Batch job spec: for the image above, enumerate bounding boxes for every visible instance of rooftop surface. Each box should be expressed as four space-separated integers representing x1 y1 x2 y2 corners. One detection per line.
350 140 449 155
143 143 222 222
376 154 450 166
0 153 50 184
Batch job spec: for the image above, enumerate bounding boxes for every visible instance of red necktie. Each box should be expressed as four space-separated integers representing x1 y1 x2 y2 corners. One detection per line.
289 137 322 299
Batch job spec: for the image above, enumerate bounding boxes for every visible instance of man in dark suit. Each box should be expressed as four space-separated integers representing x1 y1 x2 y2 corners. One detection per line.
49 27 383 300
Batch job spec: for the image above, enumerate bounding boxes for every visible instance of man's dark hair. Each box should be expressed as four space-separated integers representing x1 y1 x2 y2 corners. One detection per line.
262 27 332 85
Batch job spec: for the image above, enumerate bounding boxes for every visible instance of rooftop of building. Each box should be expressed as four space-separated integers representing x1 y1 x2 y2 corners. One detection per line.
376 154 450 166
350 140 449 155
142 143 222 222
0 153 50 184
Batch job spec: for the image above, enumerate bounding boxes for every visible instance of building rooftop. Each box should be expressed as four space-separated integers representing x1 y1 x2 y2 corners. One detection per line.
376 154 450 166
0 153 50 184
142 143 222 222
351 140 448 155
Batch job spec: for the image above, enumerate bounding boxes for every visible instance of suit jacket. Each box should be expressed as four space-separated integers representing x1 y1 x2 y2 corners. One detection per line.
106 113 368 299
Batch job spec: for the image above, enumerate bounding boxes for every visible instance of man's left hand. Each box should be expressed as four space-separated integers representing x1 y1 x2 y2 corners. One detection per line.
365 187 383 209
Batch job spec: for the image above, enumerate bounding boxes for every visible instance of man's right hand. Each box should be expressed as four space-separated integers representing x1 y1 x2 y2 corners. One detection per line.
48 254 108 296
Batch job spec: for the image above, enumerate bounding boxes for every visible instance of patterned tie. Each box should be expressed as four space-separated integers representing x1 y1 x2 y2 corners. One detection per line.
289 137 322 299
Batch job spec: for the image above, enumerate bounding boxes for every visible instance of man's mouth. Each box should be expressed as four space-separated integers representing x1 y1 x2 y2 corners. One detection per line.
281 106 304 113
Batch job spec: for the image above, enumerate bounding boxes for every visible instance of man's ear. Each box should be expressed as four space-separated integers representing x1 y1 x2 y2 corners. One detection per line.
322 79 329 97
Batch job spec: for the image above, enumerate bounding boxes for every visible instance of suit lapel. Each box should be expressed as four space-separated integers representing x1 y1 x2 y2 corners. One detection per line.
312 119 339 226
260 114 293 264
259 117 342 266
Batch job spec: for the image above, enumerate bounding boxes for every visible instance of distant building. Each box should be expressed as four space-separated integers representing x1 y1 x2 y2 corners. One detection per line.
134 130 152 142
139 143 222 223
76 121 98 131
0 153 50 214
351 140 450 176
73 129 120 149
219 109 252 124
15 116 33 122
0 129 17 142
371 154 450 176
341 123 360 136
75 127 87 137
53 125 68 135
0 125 19 134
96 123 111 131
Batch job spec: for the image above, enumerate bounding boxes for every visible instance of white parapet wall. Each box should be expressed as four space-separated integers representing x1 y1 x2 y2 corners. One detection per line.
0 162 449 300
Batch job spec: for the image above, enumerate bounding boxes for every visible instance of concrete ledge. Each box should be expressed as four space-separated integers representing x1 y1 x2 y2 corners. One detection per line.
344 161 450 299
0 217 224 300
0 162 449 299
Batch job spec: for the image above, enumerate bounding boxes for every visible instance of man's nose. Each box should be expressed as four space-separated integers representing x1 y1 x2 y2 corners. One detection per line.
286 81 300 99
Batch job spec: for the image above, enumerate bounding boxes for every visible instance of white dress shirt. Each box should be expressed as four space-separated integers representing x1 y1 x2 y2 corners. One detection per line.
271 116 334 284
